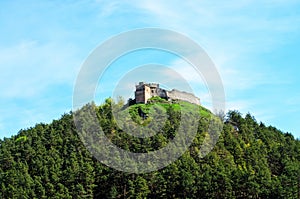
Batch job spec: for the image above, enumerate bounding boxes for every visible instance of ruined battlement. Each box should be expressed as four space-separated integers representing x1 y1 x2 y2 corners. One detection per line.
134 82 200 105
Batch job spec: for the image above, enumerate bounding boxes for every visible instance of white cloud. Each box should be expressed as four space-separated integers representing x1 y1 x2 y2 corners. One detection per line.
0 0 299 138
0 40 81 98
133 0 300 53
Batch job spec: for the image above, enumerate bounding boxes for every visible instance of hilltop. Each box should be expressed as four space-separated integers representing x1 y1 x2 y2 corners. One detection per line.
0 97 299 198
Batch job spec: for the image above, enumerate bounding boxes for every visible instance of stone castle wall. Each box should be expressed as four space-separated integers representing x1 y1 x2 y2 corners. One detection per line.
167 89 200 105
135 82 200 105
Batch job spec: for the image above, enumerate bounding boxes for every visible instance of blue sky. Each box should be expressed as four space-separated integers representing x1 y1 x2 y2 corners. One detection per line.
0 0 300 139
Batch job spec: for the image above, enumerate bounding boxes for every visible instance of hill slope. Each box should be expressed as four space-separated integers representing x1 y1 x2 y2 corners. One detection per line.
0 98 299 198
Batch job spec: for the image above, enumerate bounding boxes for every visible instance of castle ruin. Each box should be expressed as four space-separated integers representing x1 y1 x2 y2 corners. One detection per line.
134 82 200 105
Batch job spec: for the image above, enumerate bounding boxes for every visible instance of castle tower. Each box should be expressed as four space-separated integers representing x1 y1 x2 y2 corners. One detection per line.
135 82 151 104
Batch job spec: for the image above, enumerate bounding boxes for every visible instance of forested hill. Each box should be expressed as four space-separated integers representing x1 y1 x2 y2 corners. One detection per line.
0 98 299 198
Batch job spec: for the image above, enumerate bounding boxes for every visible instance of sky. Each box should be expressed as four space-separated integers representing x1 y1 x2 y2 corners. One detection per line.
0 0 300 139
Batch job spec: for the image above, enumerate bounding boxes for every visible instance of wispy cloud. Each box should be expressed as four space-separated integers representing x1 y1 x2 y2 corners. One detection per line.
129 0 300 136
0 40 80 98
133 0 300 60
0 0 300 138
0 36 81 137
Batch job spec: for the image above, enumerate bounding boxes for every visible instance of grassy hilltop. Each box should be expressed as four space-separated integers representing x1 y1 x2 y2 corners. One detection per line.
0 97 299 198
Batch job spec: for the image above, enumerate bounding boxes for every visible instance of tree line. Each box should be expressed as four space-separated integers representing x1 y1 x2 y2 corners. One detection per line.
0 98 299 198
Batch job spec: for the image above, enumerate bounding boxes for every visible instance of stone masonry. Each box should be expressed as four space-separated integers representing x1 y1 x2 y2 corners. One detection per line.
134 82 200 105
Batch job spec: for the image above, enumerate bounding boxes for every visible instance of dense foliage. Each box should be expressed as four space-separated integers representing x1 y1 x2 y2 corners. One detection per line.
0 98 299 198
